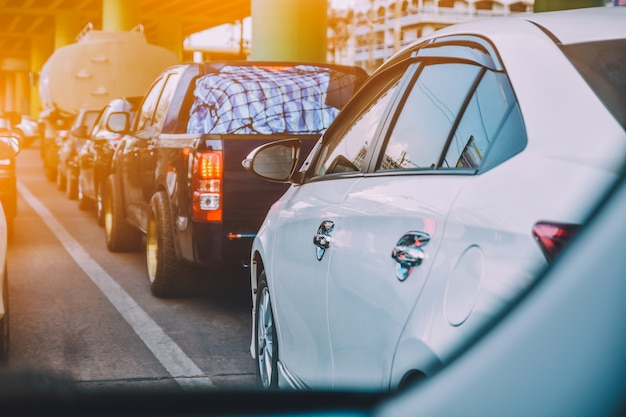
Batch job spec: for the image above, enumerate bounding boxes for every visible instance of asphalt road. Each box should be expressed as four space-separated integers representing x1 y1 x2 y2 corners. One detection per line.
5 145 256 393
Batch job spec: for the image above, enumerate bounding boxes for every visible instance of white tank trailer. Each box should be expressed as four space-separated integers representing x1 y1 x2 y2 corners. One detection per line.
39 24 179 117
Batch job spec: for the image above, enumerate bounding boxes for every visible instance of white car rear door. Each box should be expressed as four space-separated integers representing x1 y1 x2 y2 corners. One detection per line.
327 57 528 389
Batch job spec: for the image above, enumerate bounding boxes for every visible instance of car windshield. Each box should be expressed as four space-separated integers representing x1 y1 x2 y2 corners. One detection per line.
2 4 626 417
78 110 101 133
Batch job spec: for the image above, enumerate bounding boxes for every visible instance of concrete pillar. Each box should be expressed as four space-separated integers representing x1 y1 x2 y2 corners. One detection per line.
250 0 328 62
0 74 5 112
0 58 26 112
15 71 29 115
55 11 84 49
155 19 184 61
102 0 181 59
102 0 141 31
30 34 54 117
4 76 15 112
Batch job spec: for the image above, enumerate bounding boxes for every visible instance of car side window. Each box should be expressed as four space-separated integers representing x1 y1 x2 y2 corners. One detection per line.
310 65 406 178
153 74 178 132
442 70 526 170
377 63 482 171
83 110 101 133
90 106 109 139
136 76 167 132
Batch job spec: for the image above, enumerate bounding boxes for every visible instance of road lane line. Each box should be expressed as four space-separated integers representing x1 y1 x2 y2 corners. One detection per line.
17 182 216 391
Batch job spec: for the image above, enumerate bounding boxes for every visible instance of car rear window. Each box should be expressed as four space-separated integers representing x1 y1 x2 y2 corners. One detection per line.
186 65 362 135
560 39 626 130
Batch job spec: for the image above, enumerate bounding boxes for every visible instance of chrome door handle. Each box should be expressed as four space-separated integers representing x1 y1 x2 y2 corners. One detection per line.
313 233 331 249
313 220 334 261
391 231 430 281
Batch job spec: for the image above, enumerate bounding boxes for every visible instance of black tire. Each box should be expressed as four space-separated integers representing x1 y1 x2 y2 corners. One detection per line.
255 271 278 389
77 181 93 211
146 191 191 298
103 174 142 252
96 182 105 227
56 165 66 191
66 167 78 200
0 263 9 361
45 166 56 182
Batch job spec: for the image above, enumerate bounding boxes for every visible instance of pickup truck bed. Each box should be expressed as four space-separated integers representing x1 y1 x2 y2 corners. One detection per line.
103 61 368 297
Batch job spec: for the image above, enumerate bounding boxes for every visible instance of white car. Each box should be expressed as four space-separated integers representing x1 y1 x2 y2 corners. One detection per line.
0 134 18 361
243 7 626 391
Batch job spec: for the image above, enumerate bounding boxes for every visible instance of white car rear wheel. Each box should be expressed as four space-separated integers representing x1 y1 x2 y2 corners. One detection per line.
255 272 278 389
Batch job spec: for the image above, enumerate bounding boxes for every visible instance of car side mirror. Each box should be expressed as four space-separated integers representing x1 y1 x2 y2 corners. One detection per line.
106 112 130 134
242 138 302 184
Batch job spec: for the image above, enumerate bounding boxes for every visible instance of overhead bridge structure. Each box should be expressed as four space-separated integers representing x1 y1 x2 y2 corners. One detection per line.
0 0 329 116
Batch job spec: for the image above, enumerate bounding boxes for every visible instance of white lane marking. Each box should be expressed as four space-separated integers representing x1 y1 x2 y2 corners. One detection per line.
18 182 216 391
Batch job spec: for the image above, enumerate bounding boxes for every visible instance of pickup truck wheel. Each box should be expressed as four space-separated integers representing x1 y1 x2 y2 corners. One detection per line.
104 175 142 252
146 191 189 298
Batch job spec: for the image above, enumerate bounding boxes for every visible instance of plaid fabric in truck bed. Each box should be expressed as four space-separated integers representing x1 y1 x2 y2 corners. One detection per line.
186 65 340 135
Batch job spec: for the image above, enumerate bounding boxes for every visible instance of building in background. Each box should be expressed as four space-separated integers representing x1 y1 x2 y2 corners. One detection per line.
329 0 535 72
186 0 617 73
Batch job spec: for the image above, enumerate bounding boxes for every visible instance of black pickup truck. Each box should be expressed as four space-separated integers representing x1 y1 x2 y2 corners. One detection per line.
103 61 368 297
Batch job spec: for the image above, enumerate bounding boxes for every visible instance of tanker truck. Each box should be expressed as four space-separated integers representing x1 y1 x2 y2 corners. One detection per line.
38 24 179 181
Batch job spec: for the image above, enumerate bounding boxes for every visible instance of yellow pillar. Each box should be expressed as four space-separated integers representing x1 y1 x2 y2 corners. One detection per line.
102 0 141 31
30 34 54 117
0 58 28 113
250 0 328 62
55 11 84 49
15 71 29 115
155 19 183 61
4 76 15 112
102 0 181 61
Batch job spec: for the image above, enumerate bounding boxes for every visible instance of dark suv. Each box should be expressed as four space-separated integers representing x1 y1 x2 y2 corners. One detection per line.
76 97 142 224
103 61 368 297
38 109 73 182
56 108 100 199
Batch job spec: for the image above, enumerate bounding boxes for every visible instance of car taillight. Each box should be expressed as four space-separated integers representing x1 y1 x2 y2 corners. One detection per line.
532 222 580 263
192 150 223 222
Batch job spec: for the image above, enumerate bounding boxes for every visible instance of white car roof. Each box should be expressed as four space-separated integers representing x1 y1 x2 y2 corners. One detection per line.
380 7 626 73
523 6 626 44
425 6 626 45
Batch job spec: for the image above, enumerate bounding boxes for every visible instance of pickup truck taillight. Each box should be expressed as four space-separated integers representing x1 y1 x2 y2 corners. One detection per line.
192 150 223 222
